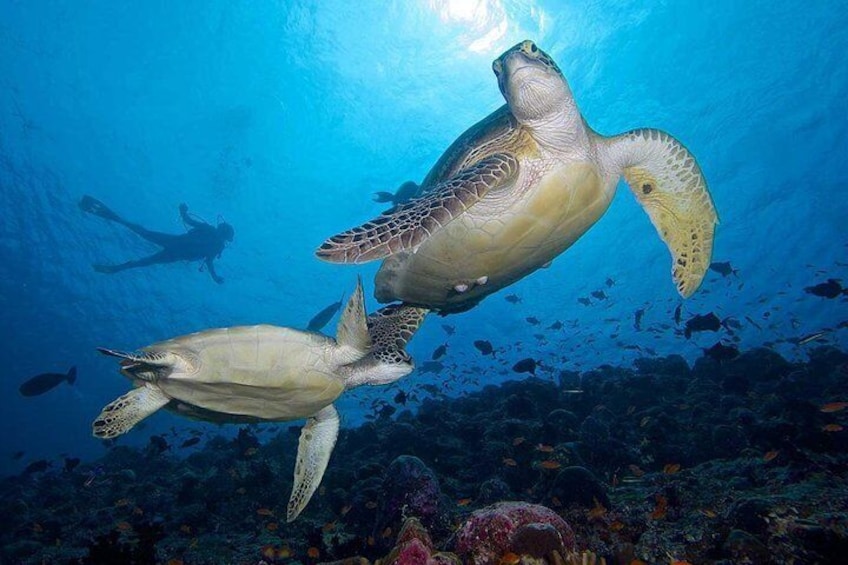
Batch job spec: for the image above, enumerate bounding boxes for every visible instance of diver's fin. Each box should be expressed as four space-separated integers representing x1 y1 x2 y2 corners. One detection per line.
92 384 170 439
287 404 339 522
79 195 122 222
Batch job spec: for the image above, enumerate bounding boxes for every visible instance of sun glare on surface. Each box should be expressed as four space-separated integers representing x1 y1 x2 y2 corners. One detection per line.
427 0 509 54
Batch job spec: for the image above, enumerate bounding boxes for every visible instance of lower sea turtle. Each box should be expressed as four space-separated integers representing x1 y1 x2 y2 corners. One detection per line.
316 40 718 313
91 279 427 521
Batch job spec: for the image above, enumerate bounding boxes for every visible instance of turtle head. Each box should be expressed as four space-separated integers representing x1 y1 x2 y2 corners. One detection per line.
493 40 571 123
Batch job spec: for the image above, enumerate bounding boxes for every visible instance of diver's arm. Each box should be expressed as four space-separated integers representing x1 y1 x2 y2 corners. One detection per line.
205 256 224 284
179 203 205 229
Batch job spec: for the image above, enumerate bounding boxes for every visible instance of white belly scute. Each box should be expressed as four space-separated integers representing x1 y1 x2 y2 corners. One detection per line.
379 161 610 308
152 326 344 421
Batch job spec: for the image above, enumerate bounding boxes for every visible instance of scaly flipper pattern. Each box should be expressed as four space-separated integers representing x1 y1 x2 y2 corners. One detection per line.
287 404 340 522
316 153 519 264
603 128 717 297
92 384 171 439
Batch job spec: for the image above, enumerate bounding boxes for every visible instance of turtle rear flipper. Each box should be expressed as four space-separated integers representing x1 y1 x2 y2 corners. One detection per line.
316 153 519 264
287 404 339 522
602 128 718 298
93 384 170 439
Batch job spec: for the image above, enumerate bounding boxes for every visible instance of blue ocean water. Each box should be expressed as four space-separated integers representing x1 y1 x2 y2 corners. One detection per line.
0 0 845 486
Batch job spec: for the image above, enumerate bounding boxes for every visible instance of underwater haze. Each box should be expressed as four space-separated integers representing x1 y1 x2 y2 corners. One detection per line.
1 1 847 563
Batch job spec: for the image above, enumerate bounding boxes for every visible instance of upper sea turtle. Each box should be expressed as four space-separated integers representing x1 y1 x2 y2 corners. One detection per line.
91 279 427 521
316 40 718 313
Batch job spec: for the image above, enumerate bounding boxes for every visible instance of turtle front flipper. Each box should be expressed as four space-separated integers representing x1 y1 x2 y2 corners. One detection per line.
602 128 718 298
287 404 340 522
92 384 170 439
316 153 519 264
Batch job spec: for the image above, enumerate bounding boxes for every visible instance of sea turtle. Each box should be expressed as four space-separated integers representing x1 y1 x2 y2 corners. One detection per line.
316 40 718 313
91 279 427 521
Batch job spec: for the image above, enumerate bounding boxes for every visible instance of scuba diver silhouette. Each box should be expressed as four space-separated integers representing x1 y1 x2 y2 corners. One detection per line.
79 195 234 284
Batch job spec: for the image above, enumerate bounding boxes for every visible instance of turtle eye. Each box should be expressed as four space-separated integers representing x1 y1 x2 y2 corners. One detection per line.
530 42 538 53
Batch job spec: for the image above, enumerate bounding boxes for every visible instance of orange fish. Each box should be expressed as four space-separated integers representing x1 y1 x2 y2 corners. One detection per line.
628 464 645 477
535 443 554 453
116 521 132 532
587 499 607 520
650 495 668 520
166 559 184 565
322 521 336 532
820 402 848 413
499 552 521 565
261 545 276 559
266 522 278 532
366 535 376 546
822 424 844 432
609 520 625 531
699 508 717 518
663 463 681 474
512 436 526 446
276 546 292 558
539 460 561 470
381 526 392 538
256 508 275 516
551 496 562 507
457 498 472 506
307 547 320 558
762 450 779 462
502 458 518 467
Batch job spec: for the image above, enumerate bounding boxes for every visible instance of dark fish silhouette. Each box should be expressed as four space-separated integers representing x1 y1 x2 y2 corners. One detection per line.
441 324 455 336
306 293 345 332
19 367 77 397
23 460 51 474
180 437 201 449
548 321 563 330
525 316 540 326
373 180 419 211
805 279 847 299
419 361 444 374
709 261 738 277
148 435 170 454
474 340 494 356
63 457 81 473
512 358 539 375
605 278 615 287
504 294 521 304
11 451 25 460
578 297 591 306
591 290 608 300
704 342 740 361
674 304 682 325
634 308 645 331
432 344 448 360
393 390 408 405
684 313 722 338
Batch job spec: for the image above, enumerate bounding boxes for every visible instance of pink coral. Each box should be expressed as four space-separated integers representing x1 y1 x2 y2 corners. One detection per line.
454 501 575 565
382 517 460 565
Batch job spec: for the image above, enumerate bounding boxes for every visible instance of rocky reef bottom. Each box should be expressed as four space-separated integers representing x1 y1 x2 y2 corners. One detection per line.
2 346 847 564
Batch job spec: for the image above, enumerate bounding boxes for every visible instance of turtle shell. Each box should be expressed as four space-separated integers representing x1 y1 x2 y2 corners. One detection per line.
139 325 345 421
374 106 610 313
